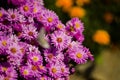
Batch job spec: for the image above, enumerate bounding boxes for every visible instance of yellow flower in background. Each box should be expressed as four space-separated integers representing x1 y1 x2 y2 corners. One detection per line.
69 6 86 18
55 0 73 12
76 0 91 6
93 30 110 45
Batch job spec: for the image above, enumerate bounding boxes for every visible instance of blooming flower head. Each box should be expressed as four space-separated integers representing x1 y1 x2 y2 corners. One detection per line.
51 31 71 50
27 64 41 77
6 9 20 22
59 62 70 77
55 21 65 31
0 36 10 50
0 66 17 80
47 63 61 78
44 48 57 63
20 66 33 79
0 8 7 21
92 30 110 45
7 43 21 57
67 46 88 64
22 25 38 40
66 18 84 35
5 67 18 80
41 9 59 29
19 2 33 16
27 52 42 65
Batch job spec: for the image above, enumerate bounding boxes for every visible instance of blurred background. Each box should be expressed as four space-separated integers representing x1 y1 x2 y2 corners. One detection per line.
44 0 120 80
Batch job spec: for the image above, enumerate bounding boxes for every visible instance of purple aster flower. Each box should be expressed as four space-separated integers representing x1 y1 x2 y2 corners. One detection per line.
0 8 7 21
27 64 41 77
8 56 22 67
5 67 18 80
19 3 33 16
37 64 47 74
19 66 33 79
47 63 61 78
66 17 84 35
59 63 70 77
51 31 71 50
55 21 65 31
27 52 42 65
0 66 17 80
31 4 43 17
22 25 38 40
7 43 21 58
0 36 10 50
18 42 28 54
6 9 20 22
67 46 88 64
44 49 57 63
41 9 59 30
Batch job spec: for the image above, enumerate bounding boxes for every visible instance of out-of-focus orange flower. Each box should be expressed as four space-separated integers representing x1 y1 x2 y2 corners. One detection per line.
69 6 86 18
76 0 90 6
93 30 110 45
104 12 113 24
55 0 73 12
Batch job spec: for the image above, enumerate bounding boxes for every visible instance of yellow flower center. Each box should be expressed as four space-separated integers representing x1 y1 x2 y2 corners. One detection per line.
75 23 80 29
28 31 33 36
47 17 53 22
0 12 3 17
76 52 82 58
51 68 57 73
2 67 7 71
2 40 7 46
23 70 29 75
23 6 29 12
57 37 62 43
41 77 45 80
17 32 22 37
70 26 75 32
57 24 63 29
11 14 16 19
48 53 53 59
4 77 9 80
20 48 25 54
32 56 39 62
39 65 44 70
10 48 17 54
61 68 65 72
32 66 37 71
33 8 37 13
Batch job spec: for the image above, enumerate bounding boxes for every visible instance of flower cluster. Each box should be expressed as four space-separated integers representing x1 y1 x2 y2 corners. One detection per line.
0 0 93 80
